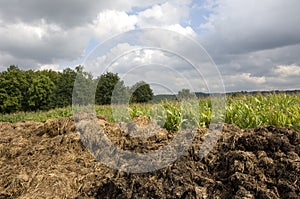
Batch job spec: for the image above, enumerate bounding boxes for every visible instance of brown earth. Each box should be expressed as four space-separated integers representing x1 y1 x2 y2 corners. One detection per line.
0 116 299 198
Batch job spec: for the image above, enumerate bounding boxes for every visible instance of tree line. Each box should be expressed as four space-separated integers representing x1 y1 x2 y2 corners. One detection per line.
0 65 153 114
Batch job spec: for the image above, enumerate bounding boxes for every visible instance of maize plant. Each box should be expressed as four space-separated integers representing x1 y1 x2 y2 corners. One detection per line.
1 93 300 131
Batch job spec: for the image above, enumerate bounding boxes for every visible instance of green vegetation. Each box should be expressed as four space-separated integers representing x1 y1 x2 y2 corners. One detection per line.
95 72 126 105
130 81 154 103
225 93 300 130
1 93 299 131
151 94 177 103
177 88 196 100
0 66 153 113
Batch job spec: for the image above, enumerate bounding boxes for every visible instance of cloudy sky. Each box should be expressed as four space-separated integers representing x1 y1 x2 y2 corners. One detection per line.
0 0 299 93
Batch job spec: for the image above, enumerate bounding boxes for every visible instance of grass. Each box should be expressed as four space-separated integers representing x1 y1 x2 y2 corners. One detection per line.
1 93 300 131
0 106 73 123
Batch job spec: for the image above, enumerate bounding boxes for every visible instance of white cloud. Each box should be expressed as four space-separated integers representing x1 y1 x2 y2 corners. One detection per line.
0 1 197 71
165 24 197 38
84 43 143 77
83 38 222 94
0 20 61 46
0 0 299 92
223 73 267 91
38 64 61 71
193 0 300 91
200 0 300 54
273 65 300 77
0 0 169 28
0 19 92 69
240 73 266 84
92 10 137 39
137 2 189 28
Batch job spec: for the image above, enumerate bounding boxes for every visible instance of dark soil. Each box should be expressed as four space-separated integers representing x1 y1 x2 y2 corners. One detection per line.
0 116 299 198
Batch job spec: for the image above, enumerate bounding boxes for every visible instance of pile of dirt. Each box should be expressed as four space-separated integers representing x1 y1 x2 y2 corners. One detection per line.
0 116 299 198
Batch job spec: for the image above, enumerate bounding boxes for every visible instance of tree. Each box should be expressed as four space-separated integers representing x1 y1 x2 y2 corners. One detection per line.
54 68 77 107
7 65 20 71
0 87 22 113
0 65 97 112
130 81 153 103
37 69 62 109
95 72 128 105
27 74 55 110
72 66 95 105
177 88 196 101
0 66 27 113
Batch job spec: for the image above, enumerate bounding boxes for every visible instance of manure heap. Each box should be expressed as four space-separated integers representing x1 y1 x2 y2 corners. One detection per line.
0 116 299 198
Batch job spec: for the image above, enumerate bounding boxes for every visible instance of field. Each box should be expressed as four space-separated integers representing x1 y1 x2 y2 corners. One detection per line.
1 93 300 131
1 93 300 198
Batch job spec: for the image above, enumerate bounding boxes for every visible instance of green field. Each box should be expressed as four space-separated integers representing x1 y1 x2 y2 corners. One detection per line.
1 93 300 131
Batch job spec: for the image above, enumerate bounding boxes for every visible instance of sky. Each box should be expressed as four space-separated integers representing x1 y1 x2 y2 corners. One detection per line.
0 0 299 93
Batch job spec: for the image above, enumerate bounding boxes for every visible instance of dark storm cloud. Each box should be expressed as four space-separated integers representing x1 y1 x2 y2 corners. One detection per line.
0 0 169 70
0 0 98 27
0 0 166 28
0 0 299 92
200 0 300 59
195 0 300 91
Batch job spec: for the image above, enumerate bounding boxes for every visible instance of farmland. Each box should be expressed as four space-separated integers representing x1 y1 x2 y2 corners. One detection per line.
1 93 300 131
1 93 300 198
